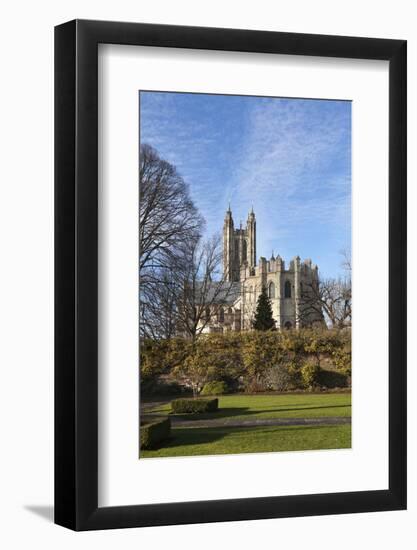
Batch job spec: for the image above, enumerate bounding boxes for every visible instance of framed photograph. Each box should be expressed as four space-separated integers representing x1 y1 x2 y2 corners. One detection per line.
55 20 406 530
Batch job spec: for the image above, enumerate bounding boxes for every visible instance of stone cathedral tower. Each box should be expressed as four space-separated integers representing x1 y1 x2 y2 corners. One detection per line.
217 205 324 332
223 206 256 282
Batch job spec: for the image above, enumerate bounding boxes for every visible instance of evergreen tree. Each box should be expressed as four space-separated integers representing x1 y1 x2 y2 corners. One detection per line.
252 287 276 331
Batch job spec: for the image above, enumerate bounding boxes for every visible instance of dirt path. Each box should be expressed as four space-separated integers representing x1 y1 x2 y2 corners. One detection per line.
142 414 351 429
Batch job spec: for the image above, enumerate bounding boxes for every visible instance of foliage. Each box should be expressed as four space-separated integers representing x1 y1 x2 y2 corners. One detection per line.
252 287 275 331
264 364 294 392
332 335 352 375
171 398 219 414
317 369 349 389
141 328 351 394
241 331 285 391
140 379 188 396
171 333 243 396
301 361 322 390
140 337 191 383
201 381 228 395
140 417 171 450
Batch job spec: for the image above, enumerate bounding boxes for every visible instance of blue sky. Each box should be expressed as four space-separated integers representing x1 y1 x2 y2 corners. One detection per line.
140 91 351 279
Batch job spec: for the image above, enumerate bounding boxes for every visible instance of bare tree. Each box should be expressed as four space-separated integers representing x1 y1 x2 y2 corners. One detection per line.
299 277 351 328
240 283 262 331
173 234 237 340
298 249 352 329
340 248 352 273
140 267 179 340
139 144 204 338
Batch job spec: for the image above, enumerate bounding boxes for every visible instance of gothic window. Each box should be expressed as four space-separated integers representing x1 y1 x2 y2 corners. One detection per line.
234 242 239 260
284 321 292 330
242 240 247 262
218 307 225 323
268 281 275 299
205 306 211 320
284 280 292 298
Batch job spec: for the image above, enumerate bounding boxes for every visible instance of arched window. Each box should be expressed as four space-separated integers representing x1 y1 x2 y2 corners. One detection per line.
218 307 225 323
284 321 292 330
205 306 211 320
284 280 292 298
242 240 247 262
268 281 275 299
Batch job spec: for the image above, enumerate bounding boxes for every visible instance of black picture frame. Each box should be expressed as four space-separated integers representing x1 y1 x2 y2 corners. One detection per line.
55 19 407 531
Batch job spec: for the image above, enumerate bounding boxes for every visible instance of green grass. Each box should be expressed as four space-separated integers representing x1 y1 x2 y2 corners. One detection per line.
140 392 351 458
144 392 351 421
140 423 351 458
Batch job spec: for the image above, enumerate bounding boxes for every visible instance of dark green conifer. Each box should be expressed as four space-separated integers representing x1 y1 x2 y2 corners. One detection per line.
252 286 275 331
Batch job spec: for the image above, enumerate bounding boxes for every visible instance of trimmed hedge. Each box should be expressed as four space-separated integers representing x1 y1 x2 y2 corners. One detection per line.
140 417 171 450
201 381 228 396
171 398 219 414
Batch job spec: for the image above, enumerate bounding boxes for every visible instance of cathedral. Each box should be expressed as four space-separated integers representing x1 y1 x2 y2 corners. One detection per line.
201 206 324 333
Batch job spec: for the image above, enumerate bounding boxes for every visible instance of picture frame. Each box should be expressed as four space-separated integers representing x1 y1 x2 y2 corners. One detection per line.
55 19 407 531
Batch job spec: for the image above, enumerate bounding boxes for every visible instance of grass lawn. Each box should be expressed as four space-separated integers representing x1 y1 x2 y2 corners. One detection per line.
140 423 351 458
143 392 351 421
140 392 351 458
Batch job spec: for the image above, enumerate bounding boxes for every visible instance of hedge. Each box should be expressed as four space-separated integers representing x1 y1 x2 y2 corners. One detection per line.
141 328 352 394
318 368 349 389
140 417 171 450
171 398 219 414
201 381 228 396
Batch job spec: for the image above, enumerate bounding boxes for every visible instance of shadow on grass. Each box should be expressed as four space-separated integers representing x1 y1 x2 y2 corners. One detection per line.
142 403 351 423
145 428 227 450
145 423 349 452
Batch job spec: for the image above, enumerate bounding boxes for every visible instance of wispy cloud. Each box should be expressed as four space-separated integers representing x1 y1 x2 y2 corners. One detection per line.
139 92 351 278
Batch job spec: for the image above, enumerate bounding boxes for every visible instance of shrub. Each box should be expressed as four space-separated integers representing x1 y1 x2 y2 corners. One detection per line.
301 361 321 390
264 364 294 391
332 338 351 375
140 417 171 450
201 381 228 396
241 331 285 390
318 368 349 389
172 332 244 396
140 337 191 384
171 398 219 414
141 328 352 394
140 379 188 396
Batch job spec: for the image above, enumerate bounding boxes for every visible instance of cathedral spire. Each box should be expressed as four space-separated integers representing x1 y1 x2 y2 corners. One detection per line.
225 203 233 221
